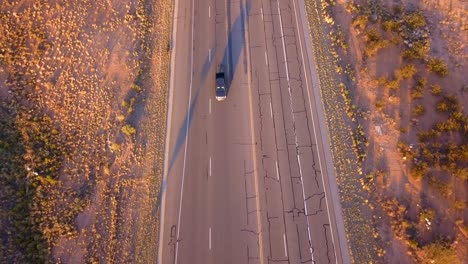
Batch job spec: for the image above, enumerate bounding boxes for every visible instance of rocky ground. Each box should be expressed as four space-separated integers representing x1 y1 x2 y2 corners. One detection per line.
0 0 171 262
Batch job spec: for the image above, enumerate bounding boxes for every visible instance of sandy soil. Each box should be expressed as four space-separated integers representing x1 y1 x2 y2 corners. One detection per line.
0 0 171 262
306 0 467 262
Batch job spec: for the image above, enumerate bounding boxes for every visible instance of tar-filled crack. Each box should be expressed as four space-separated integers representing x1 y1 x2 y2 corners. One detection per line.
244 160 255 225
323 224 332 263
241 229 259 236
247 245 259 264
268 258 290 263
305 192 325 216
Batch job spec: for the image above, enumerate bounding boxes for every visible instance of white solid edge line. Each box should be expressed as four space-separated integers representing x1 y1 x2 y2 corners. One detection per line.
269 101 273 118
275 161 280 180
291 0 339 261
277 2 290 82
157 0 179 261
283 233 288 257
277 1 314 261
209 227 212 250
174 0 195 262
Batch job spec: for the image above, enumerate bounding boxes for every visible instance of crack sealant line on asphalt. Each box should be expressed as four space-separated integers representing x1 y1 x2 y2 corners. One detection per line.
276 1 315 262
158 0 180 262
174 0 195 262
243 0 265 262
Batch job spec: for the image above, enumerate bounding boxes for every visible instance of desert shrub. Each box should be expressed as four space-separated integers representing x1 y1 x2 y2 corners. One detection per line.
116 114 125 122
436 101 449 112
392 5 404 15
454 200 466 210
428 176 453 197
353 15 369 29
404 12 426 29
397 140 416 160
390 35 403 45
121 124 136 136
382 20 401 32
396 64 417 79
375 99 386 110
377 76 388 86
421 241 459 264
417 130 439 142
419 209 435 223
454 168 468 180
402 41 429 59
410 162 428 179
412 104 426 116
364 29 389 56
451 111 467 123
427 58 448 77
121 98 136 114
386 78 400 90
346 2 359 13
131 84 142 92
430 84 442 95
411 81 425 99
110 143 121 151
435 118 461 132
416 78 427 87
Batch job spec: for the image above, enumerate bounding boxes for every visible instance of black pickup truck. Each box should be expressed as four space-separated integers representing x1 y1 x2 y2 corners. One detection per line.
215 71 227 101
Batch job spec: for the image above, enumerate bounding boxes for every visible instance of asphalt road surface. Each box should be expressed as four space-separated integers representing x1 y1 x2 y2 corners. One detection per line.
158 0 350 263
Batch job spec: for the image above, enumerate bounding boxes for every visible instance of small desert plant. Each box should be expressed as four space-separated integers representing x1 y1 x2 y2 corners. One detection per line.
411 79 426 99
396 64 417 79
364 29 389 56
410 162 428 179
412 104 426 116
404 12 426 29
121 124 136 136
402 41 429 59
353 15 369 29
110 143 121 151
422 240 459 264
430 84 442 95
375 99 386 110
435 118 461 132
386 78 400 90
436 101 449 113
131 84 142 92
382 20 400 32
427 58 448 77
116 114 125 122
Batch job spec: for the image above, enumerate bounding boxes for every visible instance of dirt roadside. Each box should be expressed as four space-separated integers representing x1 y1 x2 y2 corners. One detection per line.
303 0 467 263
0 0 172 262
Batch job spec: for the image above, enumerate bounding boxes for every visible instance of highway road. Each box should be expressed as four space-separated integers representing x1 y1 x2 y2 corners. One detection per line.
158 0 350 263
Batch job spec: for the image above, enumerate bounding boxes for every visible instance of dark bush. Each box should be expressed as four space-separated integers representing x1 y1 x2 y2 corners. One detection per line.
427 58 449 77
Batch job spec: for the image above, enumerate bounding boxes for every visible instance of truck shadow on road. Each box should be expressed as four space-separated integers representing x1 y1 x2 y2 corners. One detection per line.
159 0 251 204
200 0 251 97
